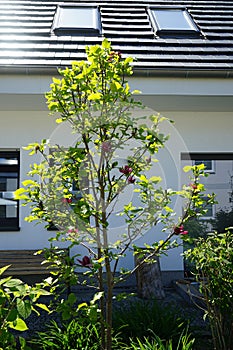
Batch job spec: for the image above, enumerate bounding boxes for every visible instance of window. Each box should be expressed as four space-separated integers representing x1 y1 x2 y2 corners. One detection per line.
52 5 101 36
148 8 200 38
0 150 20 231
194 160 215 173
201 196 215 219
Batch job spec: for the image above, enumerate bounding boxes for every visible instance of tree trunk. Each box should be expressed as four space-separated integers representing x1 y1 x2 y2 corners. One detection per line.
135 255 165 299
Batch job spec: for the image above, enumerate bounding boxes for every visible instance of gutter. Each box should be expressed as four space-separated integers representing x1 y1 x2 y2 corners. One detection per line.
0 65 233 79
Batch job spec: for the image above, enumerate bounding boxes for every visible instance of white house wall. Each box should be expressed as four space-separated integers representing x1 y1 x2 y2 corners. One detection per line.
0 74 232 274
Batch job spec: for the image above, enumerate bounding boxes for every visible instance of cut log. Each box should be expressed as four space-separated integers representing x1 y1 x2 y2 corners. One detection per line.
135 254 165 299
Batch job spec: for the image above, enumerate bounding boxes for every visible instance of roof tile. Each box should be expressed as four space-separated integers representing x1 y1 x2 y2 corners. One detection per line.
0 0 232 72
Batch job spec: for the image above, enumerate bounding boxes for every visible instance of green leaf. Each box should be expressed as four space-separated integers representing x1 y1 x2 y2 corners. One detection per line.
35 303 51 313
67 292 77 306
14 188 28 200
150 176 162 183
17 299 31 319
4 278 23 288
88 92 102 101
22 179 37 187
0 265 11 276
78 302 88 310
102 38 111 49
90 291 104 305
8 318 28 331
183 165 192 173
7 309 17 322
52 77 61 84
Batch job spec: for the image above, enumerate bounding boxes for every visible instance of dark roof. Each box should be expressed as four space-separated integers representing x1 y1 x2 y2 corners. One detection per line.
0 0 233 74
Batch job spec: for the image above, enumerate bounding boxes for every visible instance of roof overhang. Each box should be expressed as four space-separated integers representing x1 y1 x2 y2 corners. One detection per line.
0 65 233 79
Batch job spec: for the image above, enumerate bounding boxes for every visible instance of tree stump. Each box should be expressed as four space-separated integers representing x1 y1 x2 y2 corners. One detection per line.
135 254 165 299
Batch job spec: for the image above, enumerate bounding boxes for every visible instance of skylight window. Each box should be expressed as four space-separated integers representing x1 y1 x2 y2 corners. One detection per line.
53 5 101 36
149 8 200 38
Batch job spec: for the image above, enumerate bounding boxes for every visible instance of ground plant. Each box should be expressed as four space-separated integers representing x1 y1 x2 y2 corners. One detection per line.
0 266 51 350
113 299 188 346
184 231 233 350
211 208 233 233
128 331 195 350
15 39 214 350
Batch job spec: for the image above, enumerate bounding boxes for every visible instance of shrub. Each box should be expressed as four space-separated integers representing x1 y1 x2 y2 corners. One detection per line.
184 231 233 350
212 208 233 233
113 299 190 346
31 319 124 350
127 331 195 350
0 266 51 350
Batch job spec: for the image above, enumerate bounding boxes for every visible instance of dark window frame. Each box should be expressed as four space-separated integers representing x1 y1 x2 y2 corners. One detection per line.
148 7 200 38
52 4 102 36
193 160 215 174
0 150 20 231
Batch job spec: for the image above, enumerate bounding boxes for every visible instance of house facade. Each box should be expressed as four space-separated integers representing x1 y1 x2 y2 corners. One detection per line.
0 0 233 282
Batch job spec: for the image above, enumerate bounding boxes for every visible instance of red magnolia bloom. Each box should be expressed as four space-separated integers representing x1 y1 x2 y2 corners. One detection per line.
77 256 92 267
174 225 188 235
67 227 78 234
62 198 72 204
119 165 133 175
190 183 198 191
108 51 122 62
101 141 112 153
128 175 136 184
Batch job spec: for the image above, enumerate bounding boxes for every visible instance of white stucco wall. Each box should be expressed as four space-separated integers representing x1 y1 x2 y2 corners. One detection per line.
0 73 232 273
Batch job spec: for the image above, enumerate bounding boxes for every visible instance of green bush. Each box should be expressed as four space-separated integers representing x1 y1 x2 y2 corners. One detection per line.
31 318 124 350
127 331 195 350
31 319 101 350
184 231 233 350
0 266 51 350
212 208 233 233
113 299 190 347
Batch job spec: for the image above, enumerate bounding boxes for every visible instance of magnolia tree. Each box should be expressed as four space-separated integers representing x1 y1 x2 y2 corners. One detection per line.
15 39 214 350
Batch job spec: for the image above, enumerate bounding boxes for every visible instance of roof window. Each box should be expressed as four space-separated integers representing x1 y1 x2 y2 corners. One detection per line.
53 5 101 36
148 8 200 38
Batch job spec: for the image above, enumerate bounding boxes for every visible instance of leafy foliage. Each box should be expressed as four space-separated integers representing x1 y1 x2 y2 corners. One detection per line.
128 331 195 350
184 231 233 350
113 299 190 346
15 39 215 350
212 208 233 233
0 266 52 350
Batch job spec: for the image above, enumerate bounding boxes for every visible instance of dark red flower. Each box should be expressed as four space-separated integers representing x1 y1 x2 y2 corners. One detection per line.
119 165 133 175
77 256 92 267
128 175 136 184
174 225 188 235
190 183 198 191
101 141 112 153
108 51 122 62
62 198 72 204
67 227 78 235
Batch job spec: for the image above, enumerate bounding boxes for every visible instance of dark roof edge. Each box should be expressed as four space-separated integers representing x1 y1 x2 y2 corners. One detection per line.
0 66 233 78
133 68 233 78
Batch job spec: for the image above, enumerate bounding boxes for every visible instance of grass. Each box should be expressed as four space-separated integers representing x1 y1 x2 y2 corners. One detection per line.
113 299 191 347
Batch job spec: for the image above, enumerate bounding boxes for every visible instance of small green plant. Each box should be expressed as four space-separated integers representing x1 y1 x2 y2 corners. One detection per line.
31 319 101 350
31 318 124 350
113 299 189 346
125 331 195 350
184 231 233 350
0 266 52 350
